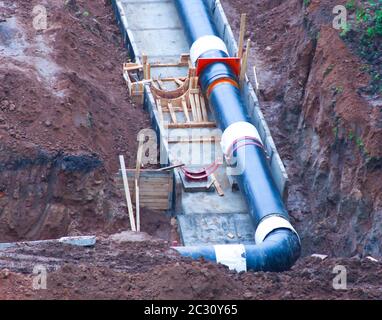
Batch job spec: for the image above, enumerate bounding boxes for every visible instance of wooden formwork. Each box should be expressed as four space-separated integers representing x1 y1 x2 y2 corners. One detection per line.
116 169 173 211
123 53 219 129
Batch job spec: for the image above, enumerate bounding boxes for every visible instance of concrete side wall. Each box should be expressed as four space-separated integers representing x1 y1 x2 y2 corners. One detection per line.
206 0 288 197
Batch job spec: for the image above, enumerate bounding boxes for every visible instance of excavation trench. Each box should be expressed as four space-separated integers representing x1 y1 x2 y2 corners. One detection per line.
0 147 175 243
0 0 175 245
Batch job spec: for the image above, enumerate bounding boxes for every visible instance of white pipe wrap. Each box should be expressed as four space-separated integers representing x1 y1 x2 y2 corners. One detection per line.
255 215 300 244
220 121 262 156
190 35 229 65
214 244 247 272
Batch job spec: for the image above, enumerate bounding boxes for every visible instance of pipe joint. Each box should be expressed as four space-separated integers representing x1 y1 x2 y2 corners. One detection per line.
221 122 263 155
255 215 300 244
190 35 229 65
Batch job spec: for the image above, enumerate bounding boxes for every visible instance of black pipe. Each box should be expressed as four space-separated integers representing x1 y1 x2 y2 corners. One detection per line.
176 229 301 272
173 0 301 271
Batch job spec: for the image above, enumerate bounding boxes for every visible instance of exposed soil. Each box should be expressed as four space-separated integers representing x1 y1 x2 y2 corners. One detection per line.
0 236 381 300
0 0 154 242
222 0 382 258
0 0 381 300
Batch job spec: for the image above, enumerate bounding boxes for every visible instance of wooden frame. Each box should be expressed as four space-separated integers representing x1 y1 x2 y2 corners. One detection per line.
116 170 174 211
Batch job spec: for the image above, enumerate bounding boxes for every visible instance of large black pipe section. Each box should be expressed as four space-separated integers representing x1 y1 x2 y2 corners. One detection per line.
173 0 301 272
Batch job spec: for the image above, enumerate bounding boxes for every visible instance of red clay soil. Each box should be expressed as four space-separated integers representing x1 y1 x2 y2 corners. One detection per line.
0 0 156 242
0 236 381 300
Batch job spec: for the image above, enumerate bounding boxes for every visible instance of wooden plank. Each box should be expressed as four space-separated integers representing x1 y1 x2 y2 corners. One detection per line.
118 177 170 183
174 78 184 87
180 53 190 64
142 54 149 80
124 183 170 189
124 186 170 193
156 163 185 171
124 65 142 72
142 206 169 210
168 102 178 124
166 122 216 129
120 178 170 184
181 97 191 123
117 179 170 185
240 39 251 85
161 106 184 112
189 94 198 122
168 137 221 143
135 194 170 199
135 141 143 181
119 155 136 232
199 94 208 121
135 141 143 232
211 174 224 197
135 181 140 232
155 80 165 90
238 14 247 58
193 93 203 122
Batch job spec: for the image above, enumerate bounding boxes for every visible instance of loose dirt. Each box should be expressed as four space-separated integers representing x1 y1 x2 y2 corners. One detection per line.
222 0 382 258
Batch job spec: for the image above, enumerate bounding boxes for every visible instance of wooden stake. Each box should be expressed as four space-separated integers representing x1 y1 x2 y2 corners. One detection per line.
135 142 144 232
189 93 198 122
119 155 136 232
156 79 165 90
211 174 224 196
174 78 184 87
238 14 247 59
240 39 251 85
168 102 178 124
134 181 140 232
142 54 149 80
199 94 208 121
181 97 191 123
193 92 203 122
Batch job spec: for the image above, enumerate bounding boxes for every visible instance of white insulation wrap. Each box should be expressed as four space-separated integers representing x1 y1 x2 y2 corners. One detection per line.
214 244 247 272
220 121 262 155
255 215 299 244
190 35 229 65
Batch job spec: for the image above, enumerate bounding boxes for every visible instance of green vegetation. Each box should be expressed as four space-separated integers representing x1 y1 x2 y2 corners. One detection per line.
340 1 382 95
356 136 364 149
332 126 339 138
333 85 344 95
348 130 354 141
346 130 366 154
346 0 356 11
340 22 352 37
303 0 311 7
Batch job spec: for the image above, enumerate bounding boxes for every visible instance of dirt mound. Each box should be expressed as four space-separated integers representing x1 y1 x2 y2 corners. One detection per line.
0 237 381 299
0 0 155 241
